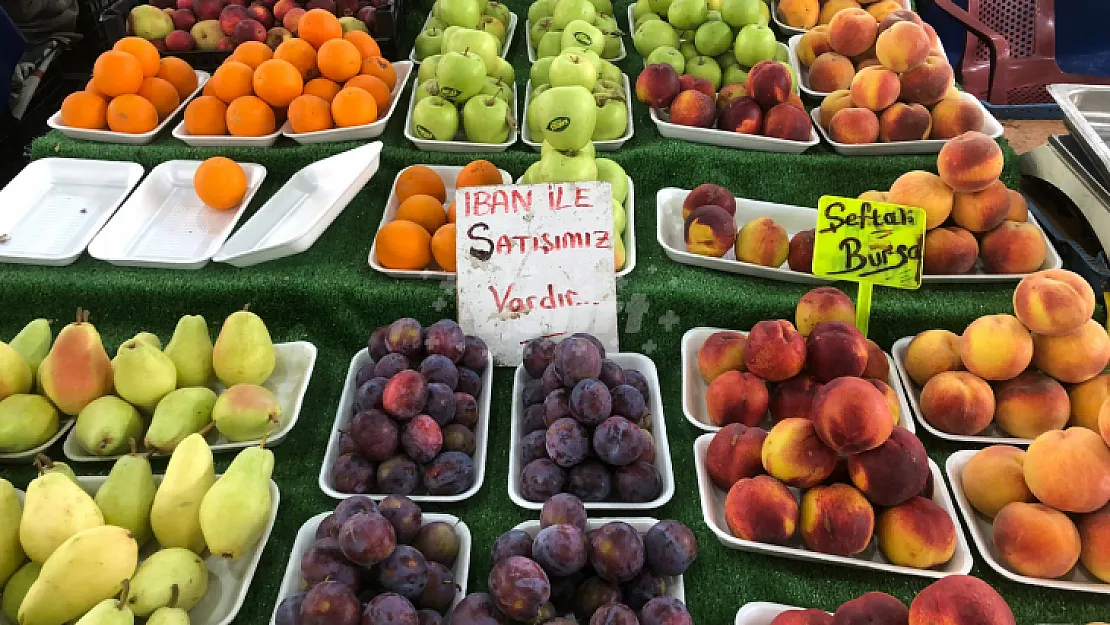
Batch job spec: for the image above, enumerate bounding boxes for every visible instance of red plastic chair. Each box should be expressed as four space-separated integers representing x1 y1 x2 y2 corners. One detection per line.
932 0 1110 106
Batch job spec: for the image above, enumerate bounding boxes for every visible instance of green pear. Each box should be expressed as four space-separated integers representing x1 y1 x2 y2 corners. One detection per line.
211 308 275 387
147 607 190 625
95 443 156 547
145 387 217 453
150 433 214 554
117 332 161 356
2 561 40 622
75 396 142 457
165 315 213 389
36 454 78 483
0 340 32 402
0 478 26 586
212 384 282 442
0 394 58 453
199 445 274 559
75 584 134 625
9 319 51 380
126 548 208 616
113 340 177 413
38 309 113 416
20 469 104 563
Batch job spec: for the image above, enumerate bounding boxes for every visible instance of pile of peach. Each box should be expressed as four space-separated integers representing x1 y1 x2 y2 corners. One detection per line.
778 0 913 31
802 9 984 145
766 575 1015 625
961 431 1110 582
904 268 1110 438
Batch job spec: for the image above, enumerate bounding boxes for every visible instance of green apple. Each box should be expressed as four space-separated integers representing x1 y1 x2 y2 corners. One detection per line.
647 46 685 74
412 96 460 140
531 56 554 86
758 0 769 26
426 15 448 30
781 60 798 93
414 27 444 60
530 16 555 46
543 138 595 160
432 0 442 18
538 142 599 182
667 0 707 30
633 19 678 57
588 0 613 16
598 59 622 83
594 78 624 97
528 0 553 23
418 55 442 83
592 93 627 140
595 157 628 204
477 16 506 44
415 79 440 103
439 0 481 28
685 55 721 88
481 76 512 103
733 23 777 67
679 29 697 41
715 50 737 70
694 20 731 56
722 64 747 85
612 198 626 234
552 0 596 30
562 19 604 54
531 83 551 102
562 47 603 75
634 13 661 29
679 41 698 59
549 52 597 89
484 1 511 27
436 50 487 103
632 0 654 21
444 28 500 69
441 25 462 48
648 0 673 16
489 56 516 84
601 31 622 59
774 44 789 63
537 30 564 57
463 96 511 143
531 85 597 150
595 14 618 31
706 9 721 20
526 86 550 136
522 161 543 184
720 0 761 29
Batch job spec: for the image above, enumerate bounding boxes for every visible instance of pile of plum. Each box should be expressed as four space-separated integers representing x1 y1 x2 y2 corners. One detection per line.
453 494 697 624
276 495 462 625
518 334 663 504
331 317 487 497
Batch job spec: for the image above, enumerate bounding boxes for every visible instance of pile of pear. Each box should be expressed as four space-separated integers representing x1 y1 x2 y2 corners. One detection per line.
0 307 285 458
0 433 276 625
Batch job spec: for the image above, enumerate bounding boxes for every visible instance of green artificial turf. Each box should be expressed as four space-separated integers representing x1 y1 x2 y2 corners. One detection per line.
11 0 1109 621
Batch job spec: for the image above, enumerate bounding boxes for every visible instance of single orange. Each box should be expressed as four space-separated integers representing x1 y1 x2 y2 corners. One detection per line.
60 91 108 129
375 219 432 270
360 56 396 90
303 77 341 102
330 87 376 127
274 38 318 80
253 58 304 108
431 224 456 271
106 94 158 134
92 50 144 97
344 74 390 112
456 160 503 188
287 94 333 133
183 95 228 135
395 194 447 234
209 61 254 104
137 76 181 120
298 8 343 49
317 39 362 82
112 37 161 78
344 31 381 59
231 41 273 69
85 78 105 97
194 156 248 210
202 80 218 97
156 57 198 98
395 165 446 204
226 95 276 136
447 201 456 223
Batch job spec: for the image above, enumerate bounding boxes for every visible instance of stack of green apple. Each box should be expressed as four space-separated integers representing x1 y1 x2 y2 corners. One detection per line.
527 47 629 143
414 0 515 61
528 0 624 60
411 34 517 145
631 0 784 91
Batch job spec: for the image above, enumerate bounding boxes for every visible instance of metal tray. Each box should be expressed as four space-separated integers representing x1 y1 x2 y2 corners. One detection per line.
1049 84 1110 192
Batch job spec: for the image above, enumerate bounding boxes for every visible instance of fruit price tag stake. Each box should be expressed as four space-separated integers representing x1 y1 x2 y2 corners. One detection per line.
812 195 927 338
455 181 619 366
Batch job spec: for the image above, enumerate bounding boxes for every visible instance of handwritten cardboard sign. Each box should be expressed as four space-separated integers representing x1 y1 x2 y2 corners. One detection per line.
455 182 619 366
812 196 927 290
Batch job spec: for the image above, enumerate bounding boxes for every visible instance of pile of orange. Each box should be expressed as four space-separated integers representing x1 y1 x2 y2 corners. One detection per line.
182 10 398 137
375 160 504 272
60 37 198 133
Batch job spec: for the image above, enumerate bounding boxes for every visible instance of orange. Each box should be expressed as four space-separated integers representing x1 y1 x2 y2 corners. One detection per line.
230 41 273 69
375 220 432 270
298 9 342 49
60 91 108 130
395 194 447 234
85 78 105 97
456 160 502 188
360 56 396 90
253 59 304 108
344 31 381 59
344 74 390 112
156 57 198 98
92 50 143 97
194 157 248 211
112 37 161 78
303 77 341 102
274 38 317 80
287 94 333 133
203 80 217 97
317 39 362 82
447 201 456 223
431 224 456 271
184 95 228 135
106 94 158 134
330 87 376 127
137 76 181 120
209 61 254 104
226 95 276 136
395 165 446 204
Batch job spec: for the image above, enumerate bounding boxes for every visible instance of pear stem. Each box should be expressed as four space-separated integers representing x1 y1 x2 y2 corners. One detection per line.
168 584 180 609
199 421 217 437
129 438 138 457
34 454 53 475
242 304 250 312
118 579 131 609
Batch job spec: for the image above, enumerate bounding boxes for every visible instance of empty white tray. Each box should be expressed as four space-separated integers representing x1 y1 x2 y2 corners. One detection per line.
0 158 144 266
521 74 634 151
0 419 75 464
680 326 915 434
62 341 318 462
172 120 282 148
525 18 627 63
694 433 973 579
88 160 267 269
410 11 517 63
215 143 382 267
947 449 1110 594
280 61 413 144
48 70 209 145
735 602 829 625
403 81 519 152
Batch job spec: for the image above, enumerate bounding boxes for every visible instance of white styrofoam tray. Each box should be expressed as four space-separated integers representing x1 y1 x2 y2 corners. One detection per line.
215 143 382 267
946 449 1110 594
891 337 1032 446
0 419 75 464
649 105 819 154
507 352 676 510
410 11 517 63
280 61 413 144
657 186 1063 283
694 433 973 579
735 602 829 625
270 510 471 624
772 0 911 36
62 341 317 462
318 347 492 502
521 74 634 151
9 475 280 625
0 158 145 266
680 326 915 434
172 121 282 148
525 19 627 63
87 160 267 269
403 81 519 152
48 71 209 145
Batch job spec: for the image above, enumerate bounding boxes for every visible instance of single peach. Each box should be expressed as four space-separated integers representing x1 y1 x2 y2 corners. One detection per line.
818 90 855 129
937 131 1004 193
866 378 900 426
746 319 807 382
788 229 816 273
747 60 794 109
724 475 799 544
764 102 814 142
779 0 819 29
1024 427 1110 513
670 89 716 127
862 340 889 380
818 0 860 25
929 96 985 139
707 370 770 427
961 445 1034 518
1032 319 1110 384
877 496 958 569
736 217 790 268
1013 269 1095 337
812 377 893 454
959 314 1033 381
951 180 1010 232
797 26 833 66
832 592 908 625
1005 188 1027 222
698 330 747 381
875 21 929 73
829 107 880 144
828 8 878 57
887 170 954 230
994 372 1070 439
979 221 1047 274
1078 505 1110 583
770 610 833 625
923 227 979 275
899 54 953 105
706 423 768 490
684 205 737 258
806 321 868 382
762 417 838 488
919 371 995 435
857 190 888 203
809 52 856 93
879 102 931 142
908 576 1016 625
877 9 924 34
682 182 736 219
849 65 900 111
904 329 962 385
865 0 902 22
1069 374 1110 431
769 375 823 422
800 483 875 556
795 286 856 337
849 427 929 507
993 502 1081 578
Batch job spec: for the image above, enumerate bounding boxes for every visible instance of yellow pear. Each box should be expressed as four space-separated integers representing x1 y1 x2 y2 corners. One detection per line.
199 445 273 559
126 548 208 616
2 562 40 623
0 340 31 402
150 433 214 554
9 319 51 380
211 308 275 387
0 478 26 586
19 470 103 563
164 315 213 389
38 309 113 416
